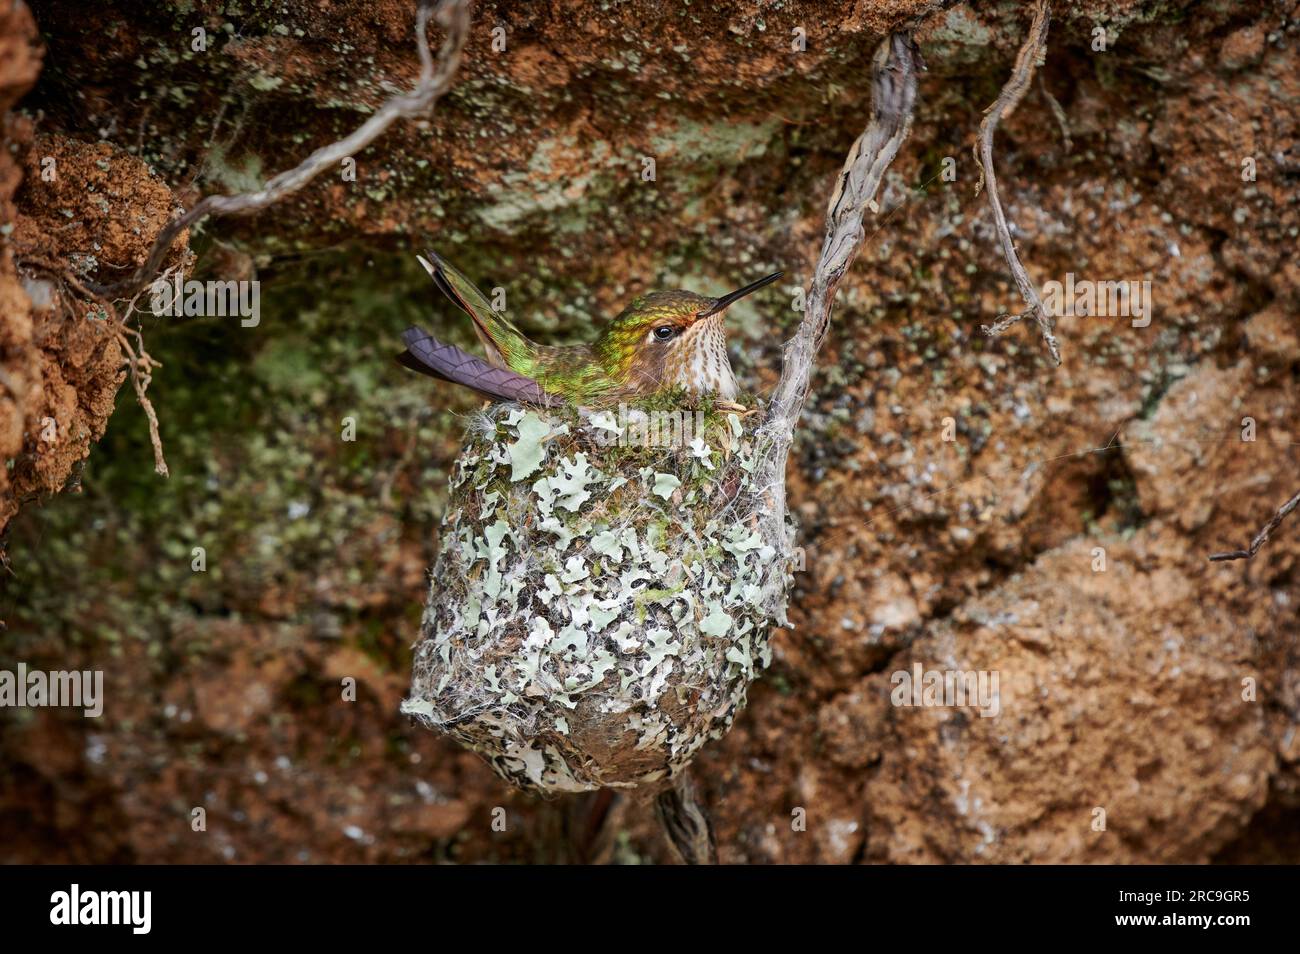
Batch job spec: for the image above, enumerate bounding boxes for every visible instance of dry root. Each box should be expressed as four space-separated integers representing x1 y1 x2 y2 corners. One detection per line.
19 1 474 478
655 772 717 865
53 262 171 476
88 0 472 299
974 0 1060 365
1210 489 1300 563
756 31 921 573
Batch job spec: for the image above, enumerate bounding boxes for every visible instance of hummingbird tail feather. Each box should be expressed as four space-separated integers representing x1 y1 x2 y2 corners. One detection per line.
417 251 533 370
398 327 559 407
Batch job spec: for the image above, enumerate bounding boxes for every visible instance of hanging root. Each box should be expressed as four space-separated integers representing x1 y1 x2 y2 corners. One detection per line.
974 0 1060 365
965 0 1294 563
655 772 717 865
88 0 472 299
755 31 921 565
1209 489 1300 562
34 0 472 478
116 284 170 476
71 268 171 475
765 32 921 437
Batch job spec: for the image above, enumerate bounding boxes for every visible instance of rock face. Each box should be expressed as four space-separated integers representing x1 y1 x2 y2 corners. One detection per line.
0 0 42 534
1 22 188 539
1 0 1298 864
865 536 1277 863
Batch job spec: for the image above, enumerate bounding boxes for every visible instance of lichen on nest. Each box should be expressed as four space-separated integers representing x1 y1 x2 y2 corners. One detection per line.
402 396 796 793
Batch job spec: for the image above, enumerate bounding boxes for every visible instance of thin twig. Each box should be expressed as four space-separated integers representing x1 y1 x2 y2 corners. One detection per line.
87 0 472 298
974 0 1060 365
1210 489 1300 562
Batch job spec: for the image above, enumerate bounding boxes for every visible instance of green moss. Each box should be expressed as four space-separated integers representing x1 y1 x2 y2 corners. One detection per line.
1 247 467 671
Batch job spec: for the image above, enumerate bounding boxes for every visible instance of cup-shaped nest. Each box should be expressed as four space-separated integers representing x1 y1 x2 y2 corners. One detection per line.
403 400 795 793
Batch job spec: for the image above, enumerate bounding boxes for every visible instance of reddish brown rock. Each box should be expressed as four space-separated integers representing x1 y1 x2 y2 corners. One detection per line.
1 0 1298 867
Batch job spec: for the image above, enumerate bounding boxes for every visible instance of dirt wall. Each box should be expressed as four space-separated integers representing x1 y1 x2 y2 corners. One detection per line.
1 0 1297 863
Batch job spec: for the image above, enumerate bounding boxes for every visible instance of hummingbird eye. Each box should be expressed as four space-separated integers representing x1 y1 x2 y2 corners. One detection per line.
652 325 678 342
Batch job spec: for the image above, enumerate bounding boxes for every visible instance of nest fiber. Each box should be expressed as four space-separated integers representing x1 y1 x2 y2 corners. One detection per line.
403 402 795 793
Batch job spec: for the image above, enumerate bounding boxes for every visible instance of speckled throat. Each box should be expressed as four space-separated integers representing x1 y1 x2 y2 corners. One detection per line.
660 315 737 399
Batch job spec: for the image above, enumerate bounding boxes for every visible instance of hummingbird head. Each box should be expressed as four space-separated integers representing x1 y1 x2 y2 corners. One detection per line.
596 271 783 400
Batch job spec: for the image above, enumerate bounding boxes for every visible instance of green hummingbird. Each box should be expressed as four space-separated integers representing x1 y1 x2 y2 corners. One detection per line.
397 252 782 408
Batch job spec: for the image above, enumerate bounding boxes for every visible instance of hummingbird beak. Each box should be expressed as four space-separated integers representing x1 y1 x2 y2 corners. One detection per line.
697 270 784 319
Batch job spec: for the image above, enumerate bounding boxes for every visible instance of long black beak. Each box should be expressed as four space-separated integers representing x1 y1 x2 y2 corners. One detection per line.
698 270 784 318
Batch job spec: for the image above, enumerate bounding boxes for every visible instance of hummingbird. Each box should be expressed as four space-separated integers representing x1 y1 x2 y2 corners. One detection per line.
397 252 782 408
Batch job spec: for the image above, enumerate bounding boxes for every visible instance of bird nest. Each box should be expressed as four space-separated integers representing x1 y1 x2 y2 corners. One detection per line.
402 398 796 793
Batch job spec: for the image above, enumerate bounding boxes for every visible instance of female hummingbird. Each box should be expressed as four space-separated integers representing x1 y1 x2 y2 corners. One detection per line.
397 252 782 407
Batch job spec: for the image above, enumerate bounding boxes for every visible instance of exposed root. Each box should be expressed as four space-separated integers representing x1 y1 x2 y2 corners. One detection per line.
88 0 472 298
115 283 170 477
1210 489 1300 562
973 0 1060 365
765 32 922 435
756 32 921 566
655 772 717 865
18 254 172 477
17 0 473 482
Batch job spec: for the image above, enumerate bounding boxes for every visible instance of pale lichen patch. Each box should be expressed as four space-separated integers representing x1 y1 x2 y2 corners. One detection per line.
402 399 796 792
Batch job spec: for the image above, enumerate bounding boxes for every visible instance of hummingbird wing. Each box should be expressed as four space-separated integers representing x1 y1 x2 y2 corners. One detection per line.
418 251 534 370
397 326 561 407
